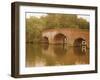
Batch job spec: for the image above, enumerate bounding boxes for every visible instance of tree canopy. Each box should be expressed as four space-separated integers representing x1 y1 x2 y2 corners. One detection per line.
26 13 89 43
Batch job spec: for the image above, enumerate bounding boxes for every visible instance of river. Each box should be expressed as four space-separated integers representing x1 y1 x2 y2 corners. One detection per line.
26 43 89 67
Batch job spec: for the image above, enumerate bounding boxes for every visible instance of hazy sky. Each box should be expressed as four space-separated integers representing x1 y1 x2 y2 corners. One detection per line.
77 15 90 22
26 13 90 22
26 13 47 18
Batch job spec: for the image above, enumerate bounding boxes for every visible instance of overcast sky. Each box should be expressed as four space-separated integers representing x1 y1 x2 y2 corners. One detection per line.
77 15 90 22
26 13 47 18
26 13 90 22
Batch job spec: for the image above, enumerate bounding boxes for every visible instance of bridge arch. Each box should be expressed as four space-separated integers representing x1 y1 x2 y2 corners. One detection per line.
42 36 49 43
41 28 89 48
54 33 67 44
74 38 87 47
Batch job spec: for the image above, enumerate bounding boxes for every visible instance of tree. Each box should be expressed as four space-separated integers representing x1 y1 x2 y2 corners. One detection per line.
26 14 89 43
43 14 80 29
26 16 44 43
77 18 89 29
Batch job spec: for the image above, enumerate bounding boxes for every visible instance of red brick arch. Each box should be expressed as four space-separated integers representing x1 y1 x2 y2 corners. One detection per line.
42 28 89 48
54 33 67 44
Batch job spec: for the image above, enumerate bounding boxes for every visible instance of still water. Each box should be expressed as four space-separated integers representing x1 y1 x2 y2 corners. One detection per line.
26 43 89 67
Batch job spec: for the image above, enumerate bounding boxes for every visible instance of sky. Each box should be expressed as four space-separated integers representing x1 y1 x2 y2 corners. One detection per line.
77 15 90 22
26 13 90 22
26 13 47 18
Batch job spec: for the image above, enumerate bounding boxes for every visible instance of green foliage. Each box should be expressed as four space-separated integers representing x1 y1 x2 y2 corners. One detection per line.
77 18 89 29
26 14 89 43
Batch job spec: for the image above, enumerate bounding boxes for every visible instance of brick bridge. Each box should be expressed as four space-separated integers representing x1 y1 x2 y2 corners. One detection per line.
41 28 89 48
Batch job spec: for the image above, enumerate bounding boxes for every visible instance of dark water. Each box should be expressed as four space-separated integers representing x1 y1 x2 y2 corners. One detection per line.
26 43 89 67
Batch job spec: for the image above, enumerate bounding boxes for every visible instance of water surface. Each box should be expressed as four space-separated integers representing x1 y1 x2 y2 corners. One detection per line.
26 43 89 67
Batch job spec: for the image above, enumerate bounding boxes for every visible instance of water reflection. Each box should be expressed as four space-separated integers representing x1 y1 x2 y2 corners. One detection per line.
26 43 89 67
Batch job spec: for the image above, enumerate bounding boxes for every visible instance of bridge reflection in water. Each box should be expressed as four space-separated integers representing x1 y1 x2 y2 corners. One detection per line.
26 43 89 67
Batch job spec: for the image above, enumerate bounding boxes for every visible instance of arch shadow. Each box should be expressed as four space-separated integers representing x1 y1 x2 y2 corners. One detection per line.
74 38 87 47
41 37 49 43
54 33 67 44
73 38 87 55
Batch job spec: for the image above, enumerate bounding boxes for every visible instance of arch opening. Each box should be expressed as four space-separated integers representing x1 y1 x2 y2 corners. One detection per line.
54 33 67 44
74 38 87 53
41 37 49 44
74 38 87 47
